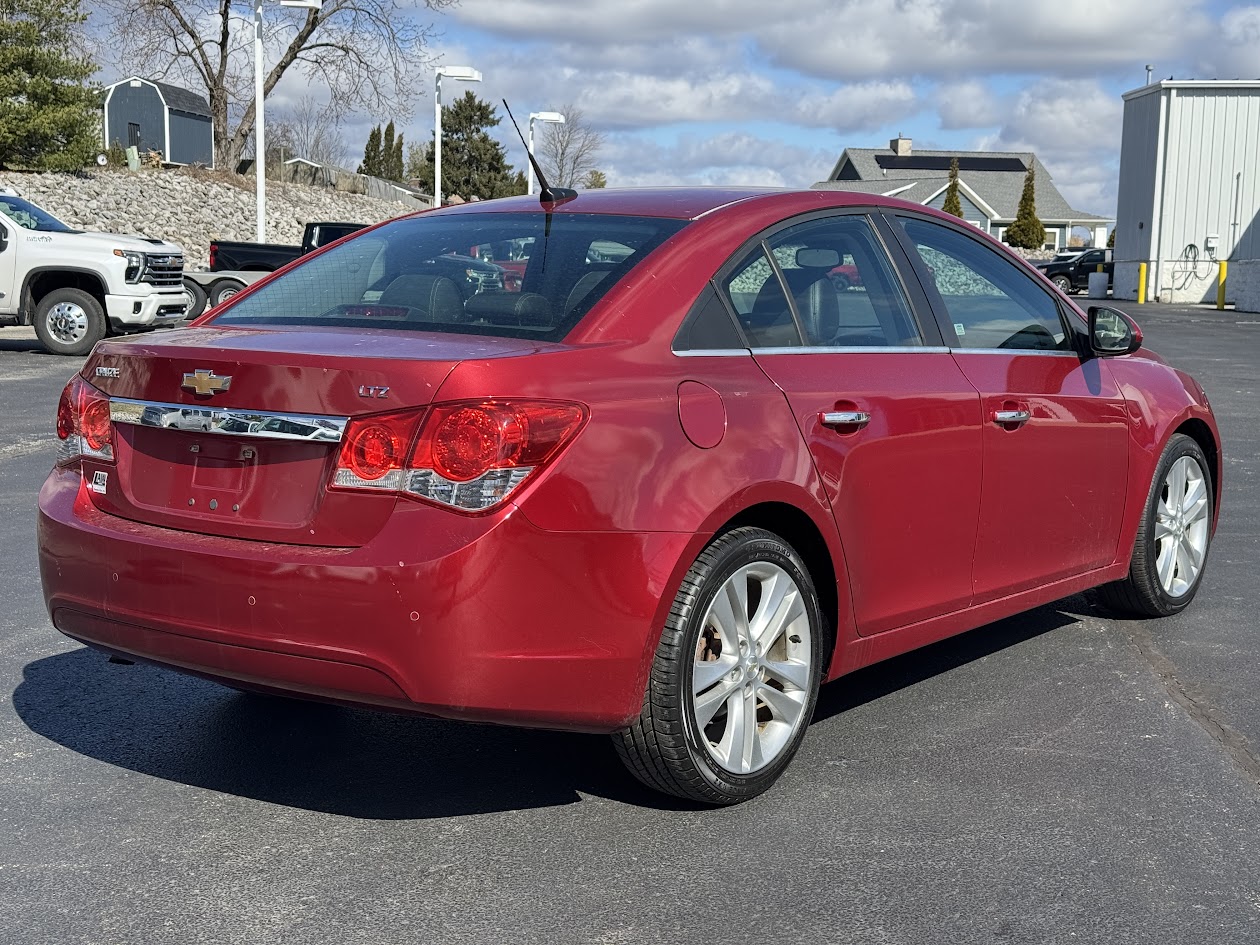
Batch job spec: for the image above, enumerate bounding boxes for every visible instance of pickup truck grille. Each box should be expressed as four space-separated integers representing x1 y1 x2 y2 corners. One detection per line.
142 254 184 287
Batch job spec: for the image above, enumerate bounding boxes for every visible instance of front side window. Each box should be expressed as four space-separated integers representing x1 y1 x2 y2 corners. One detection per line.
213 212 687 341
899 217 1070 351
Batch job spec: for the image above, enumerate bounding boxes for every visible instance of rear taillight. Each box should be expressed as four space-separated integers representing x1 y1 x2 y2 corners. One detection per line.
56 375 115 466
331 400 586 513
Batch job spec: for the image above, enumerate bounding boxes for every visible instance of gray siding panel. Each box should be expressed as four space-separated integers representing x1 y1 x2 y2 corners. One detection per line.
105 83 167 156
924 190 986 223
168 111 213 166
1115 89 1160 266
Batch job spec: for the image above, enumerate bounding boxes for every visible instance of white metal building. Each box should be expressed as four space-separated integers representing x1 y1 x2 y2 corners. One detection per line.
1114 80 1260 304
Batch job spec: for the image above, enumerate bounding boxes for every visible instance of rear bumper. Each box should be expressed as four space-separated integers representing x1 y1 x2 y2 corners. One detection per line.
38 468 691 732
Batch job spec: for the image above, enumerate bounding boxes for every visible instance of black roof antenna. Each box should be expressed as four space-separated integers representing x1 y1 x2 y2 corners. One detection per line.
502 99 578 204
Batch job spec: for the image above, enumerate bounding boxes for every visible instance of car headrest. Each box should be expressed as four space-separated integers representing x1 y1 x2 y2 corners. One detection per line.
378 274 464 322
463 291 553 327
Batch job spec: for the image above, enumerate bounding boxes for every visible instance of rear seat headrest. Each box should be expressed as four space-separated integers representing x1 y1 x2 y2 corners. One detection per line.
463 291 552 327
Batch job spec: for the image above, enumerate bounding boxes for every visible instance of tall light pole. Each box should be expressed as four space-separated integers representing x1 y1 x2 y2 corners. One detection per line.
527 111 565 195
434 66 481 207
253 0 321 243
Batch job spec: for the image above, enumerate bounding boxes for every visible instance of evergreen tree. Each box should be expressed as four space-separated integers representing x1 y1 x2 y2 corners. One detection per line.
357 125 383 177
581 169 607 189
389 130 404 182
942 157 963 218
0 0 99 171
1004 163 1046 249
381 121 396 180
409 92 527 201
1107 228 1116 248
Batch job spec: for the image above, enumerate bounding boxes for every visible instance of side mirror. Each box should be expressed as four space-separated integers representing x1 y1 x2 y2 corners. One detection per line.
1088 305 1142 356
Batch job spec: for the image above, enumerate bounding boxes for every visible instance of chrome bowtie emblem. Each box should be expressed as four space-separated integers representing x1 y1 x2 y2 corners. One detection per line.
182 369 232 396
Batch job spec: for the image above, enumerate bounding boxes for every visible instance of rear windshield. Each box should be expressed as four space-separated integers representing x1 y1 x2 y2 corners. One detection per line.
212 212 688 341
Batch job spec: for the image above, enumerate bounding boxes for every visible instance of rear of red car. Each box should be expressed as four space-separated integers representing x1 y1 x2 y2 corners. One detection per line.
37 205 701 731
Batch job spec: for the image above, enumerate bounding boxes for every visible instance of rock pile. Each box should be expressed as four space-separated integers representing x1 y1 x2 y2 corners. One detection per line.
0 168 411 269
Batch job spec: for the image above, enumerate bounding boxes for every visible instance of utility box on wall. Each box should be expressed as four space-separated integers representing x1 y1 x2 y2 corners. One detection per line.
1114 80 1260 304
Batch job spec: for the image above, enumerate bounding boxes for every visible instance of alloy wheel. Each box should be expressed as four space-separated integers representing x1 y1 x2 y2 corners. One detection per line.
1154 454 1211 597
691 562 813 774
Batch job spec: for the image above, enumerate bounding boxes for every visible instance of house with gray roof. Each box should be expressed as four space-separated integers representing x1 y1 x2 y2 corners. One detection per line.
101 77 214 168
813 137 1111 251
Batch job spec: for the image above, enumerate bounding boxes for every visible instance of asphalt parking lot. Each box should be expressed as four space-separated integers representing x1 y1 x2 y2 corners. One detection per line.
1 302 1258 945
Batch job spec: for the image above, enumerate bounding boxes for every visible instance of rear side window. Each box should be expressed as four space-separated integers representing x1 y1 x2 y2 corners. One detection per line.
212 212 687 341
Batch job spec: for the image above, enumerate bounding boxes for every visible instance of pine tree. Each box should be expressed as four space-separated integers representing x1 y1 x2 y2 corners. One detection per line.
357 125 383 177
942 157 963 218
409 92 527 201
0 0 99 171
581 169 607 189
1004 163 1046 249
1107 228 1116 248
381 121 396 180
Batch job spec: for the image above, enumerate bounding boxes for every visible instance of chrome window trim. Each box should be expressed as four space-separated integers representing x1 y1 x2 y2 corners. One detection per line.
671 348 753 358
110 398 350 443
950 347 1081 358
749 345 950 355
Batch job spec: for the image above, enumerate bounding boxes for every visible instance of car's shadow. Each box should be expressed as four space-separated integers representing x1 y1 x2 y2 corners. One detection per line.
14 599 1087 818
0 336 51 354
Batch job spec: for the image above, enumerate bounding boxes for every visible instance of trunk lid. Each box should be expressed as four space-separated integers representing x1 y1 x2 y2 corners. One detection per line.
81 326 553 546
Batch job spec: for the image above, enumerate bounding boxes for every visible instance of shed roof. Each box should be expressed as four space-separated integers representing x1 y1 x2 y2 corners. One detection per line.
102 76 212 119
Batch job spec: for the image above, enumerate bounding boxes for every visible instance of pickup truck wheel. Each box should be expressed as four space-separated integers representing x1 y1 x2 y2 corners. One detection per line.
1051 274 1073 293
209 279 245 308
33 288 107 357
181 279 208 320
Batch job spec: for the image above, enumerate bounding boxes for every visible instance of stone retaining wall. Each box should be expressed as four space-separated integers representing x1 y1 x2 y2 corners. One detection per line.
0 168 419 269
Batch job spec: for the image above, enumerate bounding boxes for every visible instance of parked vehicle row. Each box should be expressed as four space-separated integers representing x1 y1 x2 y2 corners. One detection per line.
0 189 187 355
38 187 1220 805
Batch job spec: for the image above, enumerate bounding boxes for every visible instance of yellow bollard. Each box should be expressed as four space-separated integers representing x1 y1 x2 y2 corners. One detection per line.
1217 260 1228 310
1138 262 1147 304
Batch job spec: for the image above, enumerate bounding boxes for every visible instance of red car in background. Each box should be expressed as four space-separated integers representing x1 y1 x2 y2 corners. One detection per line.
39 188 1220 805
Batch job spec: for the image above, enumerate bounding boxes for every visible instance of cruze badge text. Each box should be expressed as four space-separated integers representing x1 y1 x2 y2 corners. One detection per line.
182 369 232 396
358 385 390 399
95 366 121 378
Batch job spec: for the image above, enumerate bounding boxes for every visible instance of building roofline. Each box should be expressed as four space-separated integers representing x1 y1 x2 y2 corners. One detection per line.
1123 79 1260 102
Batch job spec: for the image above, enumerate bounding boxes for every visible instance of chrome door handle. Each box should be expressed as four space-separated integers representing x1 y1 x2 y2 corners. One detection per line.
821 410 871 428
992 409 1031 424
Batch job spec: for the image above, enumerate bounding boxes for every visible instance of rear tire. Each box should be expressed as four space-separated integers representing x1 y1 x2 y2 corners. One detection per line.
209 279 245 308
615 527 824 805
181 279 208 320
33 287 107 357
1096 434 1213 617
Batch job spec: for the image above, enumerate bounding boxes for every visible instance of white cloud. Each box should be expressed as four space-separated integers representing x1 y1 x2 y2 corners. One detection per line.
935 80 1006 129
978 80 1124 214
601 132 834 187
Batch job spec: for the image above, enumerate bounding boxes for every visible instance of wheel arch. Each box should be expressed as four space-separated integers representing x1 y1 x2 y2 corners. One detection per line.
1174 416 1220 520
22 267 109 324
719 502 841 674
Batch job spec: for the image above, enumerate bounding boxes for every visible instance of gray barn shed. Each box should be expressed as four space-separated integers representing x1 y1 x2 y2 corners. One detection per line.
101 77 214 167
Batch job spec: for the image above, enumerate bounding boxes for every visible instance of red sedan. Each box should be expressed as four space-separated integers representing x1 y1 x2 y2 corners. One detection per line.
38 188 1221 804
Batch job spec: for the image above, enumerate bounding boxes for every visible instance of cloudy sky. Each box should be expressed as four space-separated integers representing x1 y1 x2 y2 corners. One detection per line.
101 0 1260 217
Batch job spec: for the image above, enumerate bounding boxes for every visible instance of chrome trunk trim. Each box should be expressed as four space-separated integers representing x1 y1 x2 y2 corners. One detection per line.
110 397 349 443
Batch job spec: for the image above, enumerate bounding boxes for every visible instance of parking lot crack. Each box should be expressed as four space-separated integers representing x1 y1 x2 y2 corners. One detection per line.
1107 607 1260 790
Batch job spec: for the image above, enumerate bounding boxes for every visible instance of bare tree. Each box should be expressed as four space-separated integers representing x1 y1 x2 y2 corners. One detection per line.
537 104 605 189
92 0 456 171
270 95 347 168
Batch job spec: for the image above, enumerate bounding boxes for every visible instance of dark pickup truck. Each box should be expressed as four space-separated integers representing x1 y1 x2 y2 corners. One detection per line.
209 221 366 272
1035 248 1113 294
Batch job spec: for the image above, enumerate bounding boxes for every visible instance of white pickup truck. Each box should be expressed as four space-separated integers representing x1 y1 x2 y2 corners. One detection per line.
0 188 187 355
